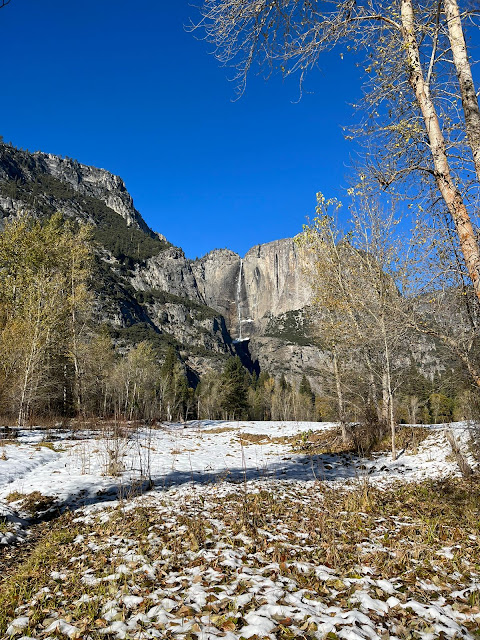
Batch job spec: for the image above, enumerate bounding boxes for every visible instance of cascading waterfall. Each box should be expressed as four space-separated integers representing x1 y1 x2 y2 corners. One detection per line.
236 258 243 340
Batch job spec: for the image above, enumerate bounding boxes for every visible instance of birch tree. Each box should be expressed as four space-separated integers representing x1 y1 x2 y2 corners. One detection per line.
195 0 480 301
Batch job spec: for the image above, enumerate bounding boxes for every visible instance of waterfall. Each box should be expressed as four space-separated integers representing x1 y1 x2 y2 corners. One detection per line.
236 258 243 340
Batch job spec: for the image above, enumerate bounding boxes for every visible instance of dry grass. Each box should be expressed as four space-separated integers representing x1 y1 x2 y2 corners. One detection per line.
292 425 433 458
203 426 237 434
239 432 324 447
372 425 432 454
35 440 63 451
0 439 20 446
239 432 272 444
1 477 479 638
25 414 70 429
0 515 81 634
292 427 345 455
5 491 57 517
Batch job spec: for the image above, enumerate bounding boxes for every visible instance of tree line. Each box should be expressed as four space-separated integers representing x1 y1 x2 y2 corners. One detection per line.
0 211 474 433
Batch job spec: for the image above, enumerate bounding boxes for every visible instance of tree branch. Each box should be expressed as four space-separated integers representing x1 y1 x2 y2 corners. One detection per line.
348 14 401 31
426 0 442 96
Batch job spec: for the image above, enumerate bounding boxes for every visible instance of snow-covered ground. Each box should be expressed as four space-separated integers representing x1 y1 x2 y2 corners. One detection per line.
1 420 479 639
0 420 476 511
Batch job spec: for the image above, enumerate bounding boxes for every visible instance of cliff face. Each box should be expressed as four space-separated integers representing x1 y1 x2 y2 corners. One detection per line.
129 237 319 385
190 239 312 340
0 145 148 231
0 143 449 389
132 238 315 344
132 247 204 302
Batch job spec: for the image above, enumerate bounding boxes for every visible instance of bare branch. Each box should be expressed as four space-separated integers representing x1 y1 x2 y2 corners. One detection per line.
426 0 442 95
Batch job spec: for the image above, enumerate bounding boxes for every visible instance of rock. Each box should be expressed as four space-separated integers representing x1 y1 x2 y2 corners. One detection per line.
0 144 148 232
0 142 452 388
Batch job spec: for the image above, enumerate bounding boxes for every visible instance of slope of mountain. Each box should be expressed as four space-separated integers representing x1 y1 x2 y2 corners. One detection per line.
0 142 451 389
0 144 235 376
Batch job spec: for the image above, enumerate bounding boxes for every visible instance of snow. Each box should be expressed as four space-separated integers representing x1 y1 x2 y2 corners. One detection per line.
44 619 80 638
6 617 29 636
1 419 479 639
0 420 476 530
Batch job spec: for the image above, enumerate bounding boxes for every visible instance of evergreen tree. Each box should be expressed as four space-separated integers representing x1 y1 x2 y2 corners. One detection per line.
299 375 315 403
221 356 249 419
279 374 289 392
298 374 315 420
159 345 191 421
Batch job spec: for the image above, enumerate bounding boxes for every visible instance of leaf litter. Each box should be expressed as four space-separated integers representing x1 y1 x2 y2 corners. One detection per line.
0 420 479 639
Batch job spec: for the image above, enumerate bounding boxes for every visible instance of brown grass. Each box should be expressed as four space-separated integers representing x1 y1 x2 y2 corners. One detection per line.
293 425 433 458
0 477 479 638
203 426 237 434
239 432 272 444
5 491 57 517
372 425 432 454
0 514 80 634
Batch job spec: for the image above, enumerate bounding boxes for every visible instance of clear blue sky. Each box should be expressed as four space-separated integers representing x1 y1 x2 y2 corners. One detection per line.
1 1 363 258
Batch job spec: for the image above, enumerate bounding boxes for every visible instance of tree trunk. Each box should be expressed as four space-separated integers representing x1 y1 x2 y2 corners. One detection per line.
381 371 389 425
333 349 349 444
401 0 480 302
367 364 380 420
18 297 43 427
70 262 83 417
444 0 480 182
380 316 396 460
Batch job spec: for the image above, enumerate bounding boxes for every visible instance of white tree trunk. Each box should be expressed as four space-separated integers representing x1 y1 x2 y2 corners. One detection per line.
333 349 348 444
401 0 480 302
444 0 480 182
381 321 396 461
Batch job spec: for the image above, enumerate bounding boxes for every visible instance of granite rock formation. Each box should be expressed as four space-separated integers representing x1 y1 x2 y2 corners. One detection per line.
0 144 148 231
0 142 449 389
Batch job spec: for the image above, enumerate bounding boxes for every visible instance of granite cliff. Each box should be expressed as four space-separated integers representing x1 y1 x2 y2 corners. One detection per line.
0 145 148 231
0 143 448 389
132 237 324 384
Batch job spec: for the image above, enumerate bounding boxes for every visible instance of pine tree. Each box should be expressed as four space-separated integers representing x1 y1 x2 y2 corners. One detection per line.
299 375 314 403
221 356 249 419
159 346 191 421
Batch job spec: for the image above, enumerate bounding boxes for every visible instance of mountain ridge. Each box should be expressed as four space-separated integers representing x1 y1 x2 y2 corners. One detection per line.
0 142 450 391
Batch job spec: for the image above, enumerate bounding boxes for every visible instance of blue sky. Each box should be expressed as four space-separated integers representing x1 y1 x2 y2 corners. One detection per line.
2 1 364 258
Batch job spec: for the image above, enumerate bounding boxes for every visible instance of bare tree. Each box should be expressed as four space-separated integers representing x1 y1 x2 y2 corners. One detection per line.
194 0 480 302
0 214 93 425
402 203 480 389
298 199 358 443
300 193 408 458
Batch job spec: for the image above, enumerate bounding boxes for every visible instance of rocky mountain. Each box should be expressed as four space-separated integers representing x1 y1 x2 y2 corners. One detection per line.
0 143 450 390
0 145 148 231
131 237 324 383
